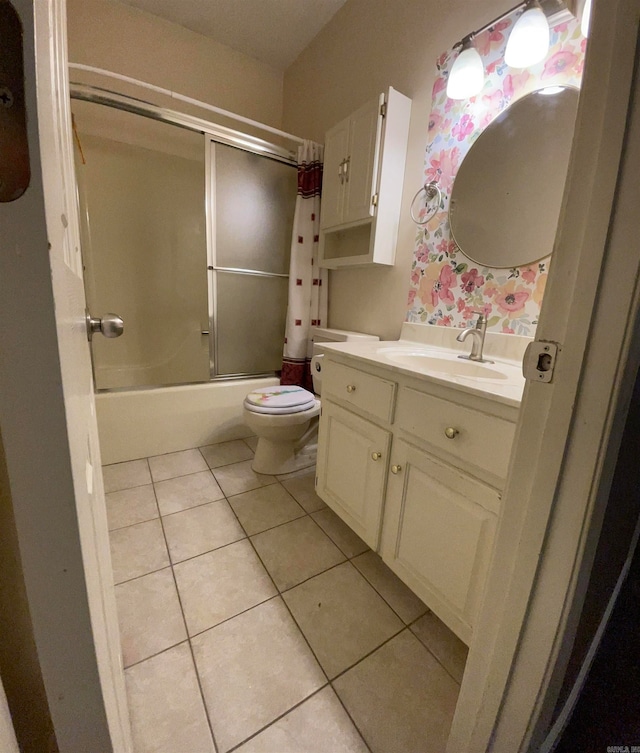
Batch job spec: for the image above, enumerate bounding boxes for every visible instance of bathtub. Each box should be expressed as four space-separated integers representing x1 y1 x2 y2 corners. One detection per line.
95 377 279 465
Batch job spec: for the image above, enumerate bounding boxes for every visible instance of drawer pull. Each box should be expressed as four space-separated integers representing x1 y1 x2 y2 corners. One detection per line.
391 464 402 474
444 427 459 440
346 384 356 393
371 451 382 461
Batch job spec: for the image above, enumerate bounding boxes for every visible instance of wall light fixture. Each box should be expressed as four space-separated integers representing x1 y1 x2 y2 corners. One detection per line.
505 0 550 68
447 0 575 100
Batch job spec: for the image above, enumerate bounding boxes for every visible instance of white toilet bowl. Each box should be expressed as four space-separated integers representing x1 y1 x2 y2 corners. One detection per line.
243 328 380 475
243 385 321 475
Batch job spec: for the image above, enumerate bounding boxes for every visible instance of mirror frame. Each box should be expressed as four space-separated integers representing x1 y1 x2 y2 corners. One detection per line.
448 85 580 270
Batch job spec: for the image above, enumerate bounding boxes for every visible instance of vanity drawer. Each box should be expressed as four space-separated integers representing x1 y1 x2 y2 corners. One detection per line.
395 386 515 482
323 361 396 423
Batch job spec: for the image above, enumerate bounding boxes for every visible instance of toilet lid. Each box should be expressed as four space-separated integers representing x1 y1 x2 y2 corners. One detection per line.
245 386 316 414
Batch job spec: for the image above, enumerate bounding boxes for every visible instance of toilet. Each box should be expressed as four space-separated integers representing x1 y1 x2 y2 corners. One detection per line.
243 327 379 475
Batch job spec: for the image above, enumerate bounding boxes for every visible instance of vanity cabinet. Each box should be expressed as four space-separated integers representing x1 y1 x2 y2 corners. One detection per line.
381 441 498 643
319 87 411 269
315 401 391 550
315 352 518 644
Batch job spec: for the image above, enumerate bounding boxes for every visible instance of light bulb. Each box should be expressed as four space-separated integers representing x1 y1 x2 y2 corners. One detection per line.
580 0 592 37
505 1 550 68
446 41 485 100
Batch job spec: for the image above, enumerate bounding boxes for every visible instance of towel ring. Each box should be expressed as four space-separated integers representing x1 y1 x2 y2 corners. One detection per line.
410 181 442 225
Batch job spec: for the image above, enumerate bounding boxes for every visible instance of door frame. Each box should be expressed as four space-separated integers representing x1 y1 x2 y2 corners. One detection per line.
448 0 640 749
0 1 131 750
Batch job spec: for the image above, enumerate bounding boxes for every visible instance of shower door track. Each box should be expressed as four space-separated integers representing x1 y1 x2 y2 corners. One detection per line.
69 83 298 167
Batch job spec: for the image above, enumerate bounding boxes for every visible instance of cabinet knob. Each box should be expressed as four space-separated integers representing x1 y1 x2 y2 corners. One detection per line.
371 452 382 461
391 464 402 475
346 384 356 393
444 427 459 440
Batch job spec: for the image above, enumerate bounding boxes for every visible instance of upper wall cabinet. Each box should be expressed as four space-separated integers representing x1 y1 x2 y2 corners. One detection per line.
319 87 411 269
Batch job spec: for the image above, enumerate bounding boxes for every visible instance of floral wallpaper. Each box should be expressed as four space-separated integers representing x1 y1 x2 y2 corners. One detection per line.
406 13 586 335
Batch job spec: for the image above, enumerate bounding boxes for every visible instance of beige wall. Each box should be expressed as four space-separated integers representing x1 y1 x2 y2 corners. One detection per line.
283 0 514 340
66 0 284 129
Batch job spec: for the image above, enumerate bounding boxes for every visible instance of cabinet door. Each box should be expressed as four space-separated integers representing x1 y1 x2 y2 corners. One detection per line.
343 93 384 225
320 116 349 231
316 400 391 549
380 440 498 643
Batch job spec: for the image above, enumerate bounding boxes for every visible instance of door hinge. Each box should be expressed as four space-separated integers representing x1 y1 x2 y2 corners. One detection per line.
371 193 379 207
380 101 387 117
522 340 559 383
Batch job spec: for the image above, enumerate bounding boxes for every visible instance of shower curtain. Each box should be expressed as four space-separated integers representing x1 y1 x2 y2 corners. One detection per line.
281 141 327 391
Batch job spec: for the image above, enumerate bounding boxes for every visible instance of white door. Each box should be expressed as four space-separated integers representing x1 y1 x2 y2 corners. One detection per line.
343 93 383 224
0 2 131 751
448 1 640 750
320 115 349 230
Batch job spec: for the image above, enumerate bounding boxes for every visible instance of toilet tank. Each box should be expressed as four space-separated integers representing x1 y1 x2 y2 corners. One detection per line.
310 327 379 395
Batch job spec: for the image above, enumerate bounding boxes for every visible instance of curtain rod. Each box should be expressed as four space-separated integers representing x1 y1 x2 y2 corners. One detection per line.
68 63 306 146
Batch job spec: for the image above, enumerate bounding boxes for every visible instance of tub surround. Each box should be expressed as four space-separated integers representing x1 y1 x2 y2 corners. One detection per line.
406 14 585 335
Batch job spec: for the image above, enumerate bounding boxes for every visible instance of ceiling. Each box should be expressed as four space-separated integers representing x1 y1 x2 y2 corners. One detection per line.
118 0 349 71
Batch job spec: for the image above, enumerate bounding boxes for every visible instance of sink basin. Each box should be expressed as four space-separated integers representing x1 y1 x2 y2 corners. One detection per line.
380 349 509 381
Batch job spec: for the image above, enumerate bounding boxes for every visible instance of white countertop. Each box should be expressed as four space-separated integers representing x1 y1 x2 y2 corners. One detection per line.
316 323 530 409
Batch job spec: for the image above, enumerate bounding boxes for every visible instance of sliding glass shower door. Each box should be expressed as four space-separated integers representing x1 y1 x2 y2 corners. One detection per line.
72 97 297 390
74 102 209 389
208 142 297 377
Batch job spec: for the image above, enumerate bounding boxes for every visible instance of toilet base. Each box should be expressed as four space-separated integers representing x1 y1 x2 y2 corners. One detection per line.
252 437 317 475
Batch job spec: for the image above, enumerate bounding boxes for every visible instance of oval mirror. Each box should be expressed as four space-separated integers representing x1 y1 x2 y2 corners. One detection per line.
449 86 579 269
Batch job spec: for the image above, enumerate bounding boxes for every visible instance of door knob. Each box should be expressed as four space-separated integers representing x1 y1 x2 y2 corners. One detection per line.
371 452 382 461
86 311 124 341
391 464 402 474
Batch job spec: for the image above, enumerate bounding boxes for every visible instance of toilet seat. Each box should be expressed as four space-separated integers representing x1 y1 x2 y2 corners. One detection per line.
244 385 317 415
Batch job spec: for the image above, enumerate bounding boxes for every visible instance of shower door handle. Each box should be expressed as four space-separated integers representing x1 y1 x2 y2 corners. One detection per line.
86 310 124 341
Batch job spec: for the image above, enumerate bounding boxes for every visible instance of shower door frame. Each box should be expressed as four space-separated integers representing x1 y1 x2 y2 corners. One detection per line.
69 83 298 389
205 137 296 380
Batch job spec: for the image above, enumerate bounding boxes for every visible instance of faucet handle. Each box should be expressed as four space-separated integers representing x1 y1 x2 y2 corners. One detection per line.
469 310 486 328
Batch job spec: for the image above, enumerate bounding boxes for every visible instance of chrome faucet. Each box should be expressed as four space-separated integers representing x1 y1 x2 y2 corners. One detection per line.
456 313 494 363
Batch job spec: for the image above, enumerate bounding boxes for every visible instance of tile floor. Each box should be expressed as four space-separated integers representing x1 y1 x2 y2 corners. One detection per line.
104 439 468 753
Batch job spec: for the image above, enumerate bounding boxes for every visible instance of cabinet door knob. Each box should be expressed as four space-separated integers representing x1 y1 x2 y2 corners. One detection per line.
444 427 459 440
391 464 402 474
371 452 382 461
346 384 356 393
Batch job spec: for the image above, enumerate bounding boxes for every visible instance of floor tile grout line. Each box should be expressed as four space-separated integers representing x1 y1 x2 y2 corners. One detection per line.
305 508 369 559
151 480 222 753
276 558 348 596
226 502 334 687
122 638 191 672
113 562 173 588
235 508 308 540
349 557 430 628
404 620 465 687
185 636 221 753
185 593 282 643
104 480 152 494
108 513 160 533
329 624 409 684
328 686 375 753
152 467 218 485
156 494 231 520
223 683 332 753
